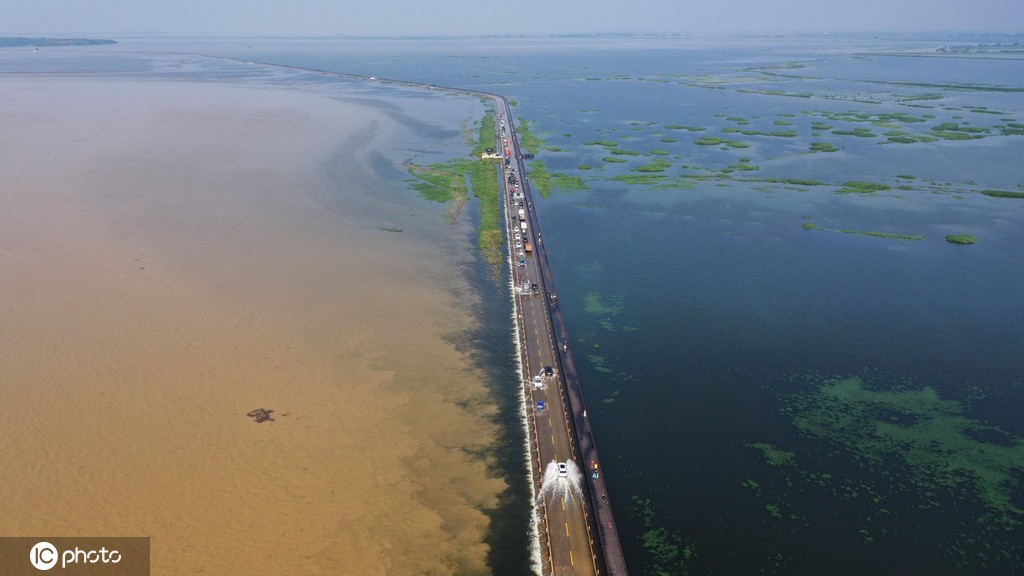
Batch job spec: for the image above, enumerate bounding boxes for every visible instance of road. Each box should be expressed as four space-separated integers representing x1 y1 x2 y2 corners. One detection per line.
494 98 628 576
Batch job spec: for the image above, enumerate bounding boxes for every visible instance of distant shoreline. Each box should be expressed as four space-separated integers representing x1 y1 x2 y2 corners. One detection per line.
0 37 116 48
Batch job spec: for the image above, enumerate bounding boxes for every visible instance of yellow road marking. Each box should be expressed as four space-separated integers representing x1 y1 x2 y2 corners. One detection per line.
565 522 570 537
570 550 574 566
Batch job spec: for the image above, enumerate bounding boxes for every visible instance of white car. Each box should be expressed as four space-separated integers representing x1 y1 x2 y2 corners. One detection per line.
557 462 568 477
533 375 543 388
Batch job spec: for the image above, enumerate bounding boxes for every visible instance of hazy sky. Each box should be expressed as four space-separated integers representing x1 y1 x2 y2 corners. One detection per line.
4 0 1023 36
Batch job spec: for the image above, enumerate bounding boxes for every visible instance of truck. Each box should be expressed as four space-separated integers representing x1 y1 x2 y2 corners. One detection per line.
517 208 526 220
524 241 533 253
520 221 528 233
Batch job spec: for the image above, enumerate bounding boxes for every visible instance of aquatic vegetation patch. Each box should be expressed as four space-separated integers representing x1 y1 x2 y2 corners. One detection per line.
694 136 751 148
801 223 924 241
665 125 708 132
634 158 672 173
584 139 619 147
808 142 839 152
550 174 587 191
602 156 628 163
753 177 824 186
609 174 671 186
631 497 696 576
782 375 1024 528
720 160 759 174
832 127 878 138
945 234 978 245
514 120 543 154
526 160 552 197
609 148 643 156
407 110 504 264
747 443 796 467
838 181 891 194
588 354 614 374
723 128 798 138
980 189 1024 199
583 290 623 316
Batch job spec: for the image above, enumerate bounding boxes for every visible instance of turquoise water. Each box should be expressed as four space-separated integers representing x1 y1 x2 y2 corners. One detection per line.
55 36 1024 574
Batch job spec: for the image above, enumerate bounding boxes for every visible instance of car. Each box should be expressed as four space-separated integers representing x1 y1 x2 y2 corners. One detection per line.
533 375 543 388
536 400 545 412
544 366 554 377
557 462 568 477
518 258 526 266
515 242 522 249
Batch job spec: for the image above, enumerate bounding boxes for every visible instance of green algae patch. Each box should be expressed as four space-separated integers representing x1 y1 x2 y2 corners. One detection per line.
945 234 978 245
583 290 623 316
665 125 708 132
809 142 839 153
588 354 614 374
785 375 1024 528
748 443 796 467
602 156 628 164
631 497 696 576
585 139 619 147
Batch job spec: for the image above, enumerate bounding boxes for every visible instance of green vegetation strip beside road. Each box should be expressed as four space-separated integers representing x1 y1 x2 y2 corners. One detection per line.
407 108 504 265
